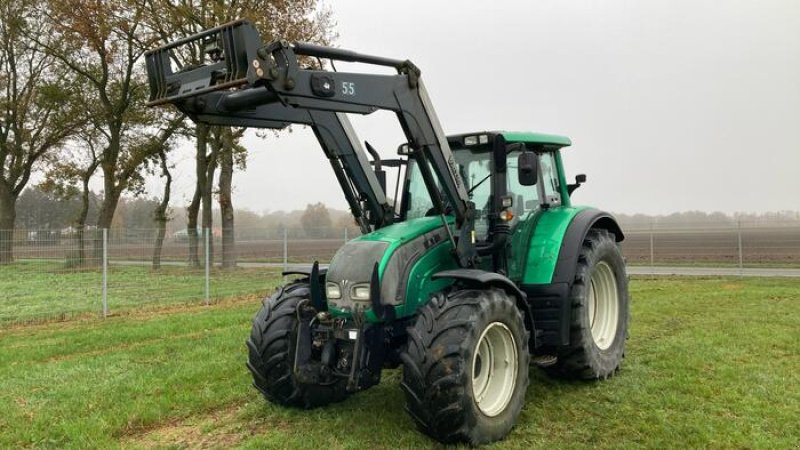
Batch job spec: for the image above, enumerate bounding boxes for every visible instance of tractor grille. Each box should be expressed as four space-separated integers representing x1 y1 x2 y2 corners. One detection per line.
326 240 388 310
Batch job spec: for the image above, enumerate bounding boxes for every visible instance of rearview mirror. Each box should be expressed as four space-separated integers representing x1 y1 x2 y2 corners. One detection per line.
568 174 586 195
517 151 538 186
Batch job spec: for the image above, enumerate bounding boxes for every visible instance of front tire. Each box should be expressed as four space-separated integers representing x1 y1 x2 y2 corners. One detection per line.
401 288 530 445
246 281 349 408
549 228 629 379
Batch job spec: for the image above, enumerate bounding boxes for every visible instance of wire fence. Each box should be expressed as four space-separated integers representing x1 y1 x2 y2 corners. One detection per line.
620 221 800 267
1 221 798 326
0 226 354 326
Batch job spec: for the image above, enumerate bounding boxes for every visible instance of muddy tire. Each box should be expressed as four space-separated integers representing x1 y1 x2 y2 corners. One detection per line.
401 288 530 445
549 228 629 379
246 282 349 408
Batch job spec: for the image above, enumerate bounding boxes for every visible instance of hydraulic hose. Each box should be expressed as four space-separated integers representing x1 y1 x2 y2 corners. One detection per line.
476 222 510 257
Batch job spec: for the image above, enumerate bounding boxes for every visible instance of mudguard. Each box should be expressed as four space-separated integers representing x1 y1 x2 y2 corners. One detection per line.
281 266 328 278
522 208 624 347
432 269 536 349
552 208 624 285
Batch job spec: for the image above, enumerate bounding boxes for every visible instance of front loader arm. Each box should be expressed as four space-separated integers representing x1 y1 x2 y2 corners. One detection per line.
174 91 391 232
145 20 477 267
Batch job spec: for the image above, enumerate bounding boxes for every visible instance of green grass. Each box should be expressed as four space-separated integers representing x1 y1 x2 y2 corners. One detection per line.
0 262 282 324
0 277 798 448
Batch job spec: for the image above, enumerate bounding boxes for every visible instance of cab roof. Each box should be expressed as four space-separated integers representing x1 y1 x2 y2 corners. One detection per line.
500 131 572 147
447 131 572 149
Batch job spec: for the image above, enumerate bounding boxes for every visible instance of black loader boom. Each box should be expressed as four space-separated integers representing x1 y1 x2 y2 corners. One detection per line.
145 19 477 266
182 91 390 233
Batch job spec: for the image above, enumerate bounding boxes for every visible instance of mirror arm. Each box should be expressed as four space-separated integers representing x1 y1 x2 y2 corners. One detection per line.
567 174 586 195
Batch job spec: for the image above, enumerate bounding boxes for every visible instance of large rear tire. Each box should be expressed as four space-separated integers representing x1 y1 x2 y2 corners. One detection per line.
401 288 530 445
246 282 349 408
549 228 629 379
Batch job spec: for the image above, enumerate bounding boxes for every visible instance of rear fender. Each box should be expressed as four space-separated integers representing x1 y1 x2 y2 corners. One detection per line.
552 209 624 285
525 208 625 347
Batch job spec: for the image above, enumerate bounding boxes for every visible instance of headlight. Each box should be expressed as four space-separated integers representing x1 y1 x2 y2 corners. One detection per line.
325 282 341 299
351 284 370 300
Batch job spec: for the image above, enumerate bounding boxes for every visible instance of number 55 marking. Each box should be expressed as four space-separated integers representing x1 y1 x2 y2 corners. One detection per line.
341 81 355 96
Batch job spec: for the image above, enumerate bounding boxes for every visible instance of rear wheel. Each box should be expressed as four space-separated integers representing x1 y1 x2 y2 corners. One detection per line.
549 228 629 379
246 282 349 408
401 288 529 445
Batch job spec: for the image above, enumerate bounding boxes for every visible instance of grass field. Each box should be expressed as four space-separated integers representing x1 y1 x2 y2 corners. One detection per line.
0 277 798 449
0 262 282 324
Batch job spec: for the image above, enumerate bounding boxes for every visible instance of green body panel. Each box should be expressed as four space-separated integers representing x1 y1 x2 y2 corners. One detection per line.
509 205 590 285
327 216 457 322
355 216 450 253
501 131 572 147
394 240 458 318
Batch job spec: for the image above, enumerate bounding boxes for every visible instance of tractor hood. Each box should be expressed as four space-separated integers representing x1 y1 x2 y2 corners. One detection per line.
325 216 453 313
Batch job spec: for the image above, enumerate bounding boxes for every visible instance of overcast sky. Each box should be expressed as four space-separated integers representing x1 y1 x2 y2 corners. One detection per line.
162 0 800 215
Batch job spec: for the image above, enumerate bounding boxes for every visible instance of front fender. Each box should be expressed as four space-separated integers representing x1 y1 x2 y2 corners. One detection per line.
432 269 536 349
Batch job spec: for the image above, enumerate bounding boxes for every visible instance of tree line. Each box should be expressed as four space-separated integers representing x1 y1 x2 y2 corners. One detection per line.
0 0 334 267
16 185 360 239
615 211 800 228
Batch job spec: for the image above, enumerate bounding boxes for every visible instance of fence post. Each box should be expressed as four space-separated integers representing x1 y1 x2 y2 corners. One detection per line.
102 228 108 318
204 228 210 306
737 220 743 275
283 227 288 273
649 222 654 269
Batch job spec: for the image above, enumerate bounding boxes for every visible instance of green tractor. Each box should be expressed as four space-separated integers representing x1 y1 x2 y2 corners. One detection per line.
147 20 629 445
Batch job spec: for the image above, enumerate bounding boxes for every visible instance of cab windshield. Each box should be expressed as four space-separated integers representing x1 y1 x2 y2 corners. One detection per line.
403 146 541 239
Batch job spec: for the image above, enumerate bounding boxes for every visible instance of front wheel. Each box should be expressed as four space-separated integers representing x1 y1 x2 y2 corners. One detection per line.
401 288 530 445
549 228 630 379
246 282 350 408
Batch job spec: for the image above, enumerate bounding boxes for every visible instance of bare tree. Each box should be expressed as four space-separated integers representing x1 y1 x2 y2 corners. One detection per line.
216 128 233 268
39 134 101 266
217 127 248 268
302 202 332 238
146 0 335 267
186 123 207 266
39 0 185 262
152 148 171 269
0 0 83 263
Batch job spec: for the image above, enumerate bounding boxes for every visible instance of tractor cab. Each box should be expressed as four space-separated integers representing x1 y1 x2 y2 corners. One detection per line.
399 131 574 272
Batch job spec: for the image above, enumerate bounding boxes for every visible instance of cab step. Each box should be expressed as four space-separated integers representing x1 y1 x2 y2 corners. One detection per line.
532 355 558 368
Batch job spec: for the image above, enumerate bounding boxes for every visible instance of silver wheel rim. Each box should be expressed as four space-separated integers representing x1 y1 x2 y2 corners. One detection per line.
472 322 518 417
587 261 620 350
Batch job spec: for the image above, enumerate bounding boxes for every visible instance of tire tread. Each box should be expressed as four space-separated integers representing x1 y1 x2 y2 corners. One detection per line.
549 228 629 380
401 289 530 445
246 281 349 408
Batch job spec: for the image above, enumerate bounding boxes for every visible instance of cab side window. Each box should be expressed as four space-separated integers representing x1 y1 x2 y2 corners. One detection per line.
539 152 561 206
454 151 492 239
405 160 435 220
